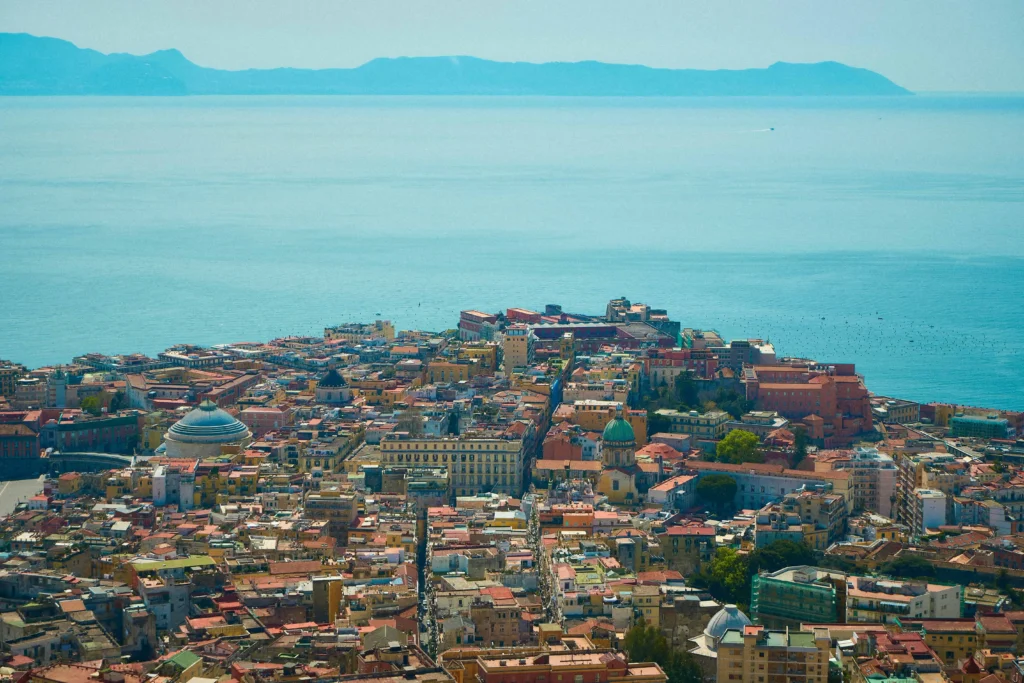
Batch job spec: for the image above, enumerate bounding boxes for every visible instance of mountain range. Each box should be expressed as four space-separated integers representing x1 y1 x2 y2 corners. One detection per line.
0 33 912 97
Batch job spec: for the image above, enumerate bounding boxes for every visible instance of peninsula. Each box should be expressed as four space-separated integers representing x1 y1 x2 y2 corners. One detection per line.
0 32 912 96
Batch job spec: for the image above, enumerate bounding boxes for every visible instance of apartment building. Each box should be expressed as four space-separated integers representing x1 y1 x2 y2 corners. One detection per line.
912 489 947 534
717 626 831 683
751 566 847 628
846 576 961 624
818 447 898 517
381 429 527 498
324 320 395 342
894 451 964 529
654 409 729 440
502 325 537 371
753 488 848 550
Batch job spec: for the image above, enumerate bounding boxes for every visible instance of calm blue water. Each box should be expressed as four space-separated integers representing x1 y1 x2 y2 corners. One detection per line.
1 96 1022 409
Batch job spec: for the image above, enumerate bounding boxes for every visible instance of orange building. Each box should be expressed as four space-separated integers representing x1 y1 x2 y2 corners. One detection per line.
744 363 872 446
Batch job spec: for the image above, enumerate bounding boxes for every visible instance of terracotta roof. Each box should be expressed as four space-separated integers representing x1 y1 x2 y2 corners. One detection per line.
534 459 602 471
268 560 325 575
663 525 714 536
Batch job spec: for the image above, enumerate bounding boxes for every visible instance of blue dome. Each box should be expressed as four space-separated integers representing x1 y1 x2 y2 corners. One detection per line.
167 400 250 443
704 604 752 642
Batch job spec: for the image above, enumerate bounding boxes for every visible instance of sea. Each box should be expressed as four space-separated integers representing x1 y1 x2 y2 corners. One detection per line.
0 95 1022 409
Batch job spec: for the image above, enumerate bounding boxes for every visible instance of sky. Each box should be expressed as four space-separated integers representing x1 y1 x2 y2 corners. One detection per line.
2 0 1023 92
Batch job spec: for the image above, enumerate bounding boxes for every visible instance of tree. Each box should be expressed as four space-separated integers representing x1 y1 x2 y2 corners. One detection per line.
109 390 126 413
673 372 700 409
80 395 103 416
713 388 752 420
342 648 359 674
748 540 815 575
880 554 936 580
792 426 809 468
696 474 737 514
648 411 672 437
818 554 856 573
716 429 762 465
691 547 750 608
623 619 703 683
623 618 669 664
664 650 704 683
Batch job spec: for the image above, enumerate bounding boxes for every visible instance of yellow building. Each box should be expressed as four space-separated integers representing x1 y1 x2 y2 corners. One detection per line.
0 360 26 399
426 360 477 384
596 411 640 505
312 575 345 623
716 626 831 683
141 411 170 451
598 467 638 505
920 622 979 665
134 472 152 499
304 488 360 526
352 378 408 407
380 431 526 497
485 509 528 531
104 471 133 501
193 466 225 508
457 343 499 374
300 440 346 474
932 404 956 428
342 443 382 475
57 472 82 497
633 585 661 626
226 467 259 497
565 400 648 447
324 320 394 342
502 325 535 371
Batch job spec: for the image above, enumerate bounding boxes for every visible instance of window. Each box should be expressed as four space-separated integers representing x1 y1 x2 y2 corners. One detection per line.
613 480 619 491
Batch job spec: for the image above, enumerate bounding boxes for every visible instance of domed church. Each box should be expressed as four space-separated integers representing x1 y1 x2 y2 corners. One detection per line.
163 399 252 459
688 604 753 677
314 367 351 405
597 407 641 504
602 408 636 468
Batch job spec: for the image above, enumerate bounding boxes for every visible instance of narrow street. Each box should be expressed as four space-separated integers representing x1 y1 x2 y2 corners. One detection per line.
528 490 561 625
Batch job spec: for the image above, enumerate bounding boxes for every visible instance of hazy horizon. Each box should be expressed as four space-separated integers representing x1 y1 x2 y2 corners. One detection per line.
1 1 1023 92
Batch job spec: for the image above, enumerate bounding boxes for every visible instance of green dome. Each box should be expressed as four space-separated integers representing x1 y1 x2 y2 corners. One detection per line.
602 415 635 443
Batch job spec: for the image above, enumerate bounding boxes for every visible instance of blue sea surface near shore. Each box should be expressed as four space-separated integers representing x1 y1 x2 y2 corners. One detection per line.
0 94 1021 408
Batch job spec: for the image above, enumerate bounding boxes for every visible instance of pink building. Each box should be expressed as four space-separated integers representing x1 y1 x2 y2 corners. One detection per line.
239 406 291 437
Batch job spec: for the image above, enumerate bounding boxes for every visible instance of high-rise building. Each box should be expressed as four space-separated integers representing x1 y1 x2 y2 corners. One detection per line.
893 451 964 529
829 447 898 517
502 325 536 372
716 625 831 683
912 489 947 534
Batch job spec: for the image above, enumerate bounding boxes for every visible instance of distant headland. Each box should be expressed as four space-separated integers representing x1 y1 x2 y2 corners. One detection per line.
0 33 912 97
